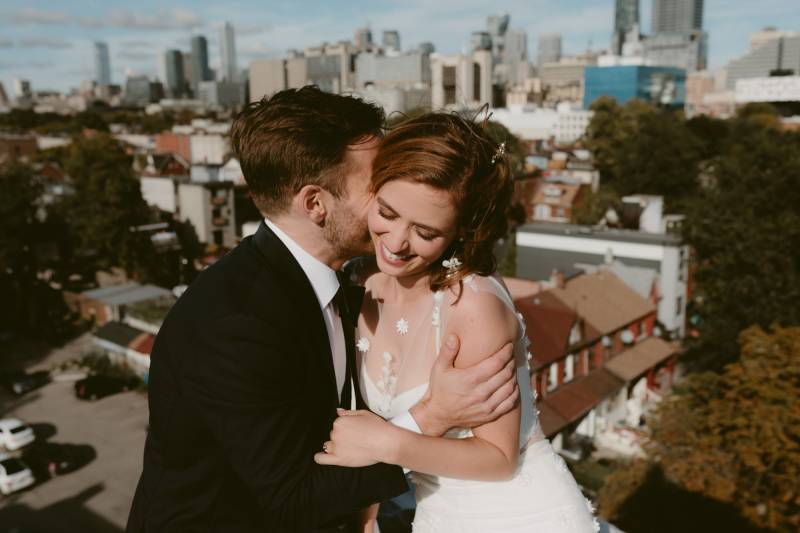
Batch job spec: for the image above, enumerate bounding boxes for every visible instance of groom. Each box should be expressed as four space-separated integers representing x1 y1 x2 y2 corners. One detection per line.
126 86 518 533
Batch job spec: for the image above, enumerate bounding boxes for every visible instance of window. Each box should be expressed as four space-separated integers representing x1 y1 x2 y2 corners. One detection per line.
535 204 550 220
548 364 558 392
676 296 683 315
565 355 574 382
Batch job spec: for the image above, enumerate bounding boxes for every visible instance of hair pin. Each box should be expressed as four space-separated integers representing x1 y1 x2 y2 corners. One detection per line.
442 256 462 277
491 142 506 164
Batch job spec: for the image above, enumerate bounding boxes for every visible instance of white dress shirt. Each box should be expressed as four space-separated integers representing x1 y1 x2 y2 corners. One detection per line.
264 219 421 433
265 218 346 400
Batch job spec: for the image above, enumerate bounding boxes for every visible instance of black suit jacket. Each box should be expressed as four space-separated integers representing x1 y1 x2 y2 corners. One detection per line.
126 222 407 533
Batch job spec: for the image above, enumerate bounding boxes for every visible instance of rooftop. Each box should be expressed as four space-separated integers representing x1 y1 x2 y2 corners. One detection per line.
518 222 683 247
551 271 656 336
605 337 678 381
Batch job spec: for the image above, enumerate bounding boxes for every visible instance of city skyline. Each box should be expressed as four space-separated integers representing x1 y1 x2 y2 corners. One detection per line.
0 0 798 93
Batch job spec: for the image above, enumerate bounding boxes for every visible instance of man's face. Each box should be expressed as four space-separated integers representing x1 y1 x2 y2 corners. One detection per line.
324 136 380 261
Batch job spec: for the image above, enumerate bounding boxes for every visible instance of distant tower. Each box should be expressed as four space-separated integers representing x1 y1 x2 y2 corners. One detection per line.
354 27 373 52
612 0 640 54
163 50 186 98
0 82 9 107
190 35 212 94
537 33 562 66
13 79 32 101
652 0 704 34
220 21 239 82
382 30 400 52
94 41 112 86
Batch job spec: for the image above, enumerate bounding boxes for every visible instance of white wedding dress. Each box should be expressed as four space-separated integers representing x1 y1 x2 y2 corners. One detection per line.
355 271 599 533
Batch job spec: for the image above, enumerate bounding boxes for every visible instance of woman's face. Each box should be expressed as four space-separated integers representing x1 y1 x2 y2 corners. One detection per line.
368 178 459 280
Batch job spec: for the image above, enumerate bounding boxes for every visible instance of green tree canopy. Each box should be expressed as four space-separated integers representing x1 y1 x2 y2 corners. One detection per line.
62 133 157 279
684 121 800 367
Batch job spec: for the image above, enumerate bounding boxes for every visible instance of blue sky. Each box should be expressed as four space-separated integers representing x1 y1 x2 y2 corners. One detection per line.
0 0 798 94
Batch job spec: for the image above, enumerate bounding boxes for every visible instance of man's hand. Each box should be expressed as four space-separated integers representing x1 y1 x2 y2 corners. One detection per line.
410 334 518 436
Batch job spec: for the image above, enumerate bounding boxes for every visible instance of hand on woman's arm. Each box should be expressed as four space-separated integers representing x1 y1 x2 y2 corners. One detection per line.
317 290 521 481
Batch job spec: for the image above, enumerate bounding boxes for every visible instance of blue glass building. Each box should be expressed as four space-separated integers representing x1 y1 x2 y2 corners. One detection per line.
583 66 686 109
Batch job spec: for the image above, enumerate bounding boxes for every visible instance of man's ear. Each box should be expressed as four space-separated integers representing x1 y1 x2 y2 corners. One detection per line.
296 184 328 224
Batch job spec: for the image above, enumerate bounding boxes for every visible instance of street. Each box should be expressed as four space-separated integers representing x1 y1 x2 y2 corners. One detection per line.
0 334 148 532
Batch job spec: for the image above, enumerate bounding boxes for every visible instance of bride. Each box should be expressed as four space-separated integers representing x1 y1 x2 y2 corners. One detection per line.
315 111 598 532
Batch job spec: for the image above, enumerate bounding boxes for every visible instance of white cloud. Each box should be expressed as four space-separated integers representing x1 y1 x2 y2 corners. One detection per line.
11 8 71 25
18 37 73 49
109 8 203 30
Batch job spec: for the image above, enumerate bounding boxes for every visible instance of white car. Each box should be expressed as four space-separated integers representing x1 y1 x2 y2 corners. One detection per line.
0 418 35 451
0 453 35 495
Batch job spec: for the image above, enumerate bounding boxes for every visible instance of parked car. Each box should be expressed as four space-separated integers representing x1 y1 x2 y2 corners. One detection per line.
21 442 96 479
0 453 35 495
0 369 51 396
0 419 35 451
74 374 139 401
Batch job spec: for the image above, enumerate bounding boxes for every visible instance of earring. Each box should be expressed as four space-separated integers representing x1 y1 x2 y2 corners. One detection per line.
442 255 462 277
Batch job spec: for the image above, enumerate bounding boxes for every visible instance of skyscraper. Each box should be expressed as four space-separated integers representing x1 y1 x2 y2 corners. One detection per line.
94 42 112 86
651 0 704 35
612 0 640 54
220 22 239 82
647 0 707 71
0 82 9 107
163 49 186 98
382 30 400 53
538 33 562 66
354 27 373 52
190 35 212 94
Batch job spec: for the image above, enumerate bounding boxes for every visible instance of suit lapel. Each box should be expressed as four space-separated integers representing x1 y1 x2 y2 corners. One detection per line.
250 222 340 407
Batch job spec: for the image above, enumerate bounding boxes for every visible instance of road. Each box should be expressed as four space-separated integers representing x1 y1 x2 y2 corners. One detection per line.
0 334 148 532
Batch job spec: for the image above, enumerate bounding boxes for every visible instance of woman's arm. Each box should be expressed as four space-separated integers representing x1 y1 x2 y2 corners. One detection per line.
317 289 521 481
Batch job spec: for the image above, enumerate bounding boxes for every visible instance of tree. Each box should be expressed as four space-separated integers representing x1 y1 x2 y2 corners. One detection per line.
572 185 621 226
599 325 800 532
586 98 701 210
62 134 158 280
585 96 624 184
683 121 800 367
655 325 800 530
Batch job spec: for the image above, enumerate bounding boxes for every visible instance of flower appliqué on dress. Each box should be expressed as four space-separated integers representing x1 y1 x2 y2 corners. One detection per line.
395 318 409 335
356 337 370 353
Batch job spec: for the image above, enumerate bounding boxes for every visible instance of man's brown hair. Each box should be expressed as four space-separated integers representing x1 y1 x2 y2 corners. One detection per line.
230 85 385 214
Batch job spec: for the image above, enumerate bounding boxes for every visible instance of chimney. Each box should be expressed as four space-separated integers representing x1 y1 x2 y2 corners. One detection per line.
550 269 565 289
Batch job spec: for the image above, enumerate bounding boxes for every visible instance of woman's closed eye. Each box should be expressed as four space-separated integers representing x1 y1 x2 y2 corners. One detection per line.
378 208 397 220
416 229 437 241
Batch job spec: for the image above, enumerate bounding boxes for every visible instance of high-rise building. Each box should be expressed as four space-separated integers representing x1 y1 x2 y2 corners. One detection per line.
487 14 510 62
726 35 800 89
13 79 32 101
94 42 112 86
471 32 493 52
612 0 640 55
190 35 213 94
163 50 186 98
431 51 493 109
652 0 703 35
646 0 707 71
382 31 400 53
418 42 436 55
0 82 9 107
354 27 373 52
220 22 239 82
538 33 562 66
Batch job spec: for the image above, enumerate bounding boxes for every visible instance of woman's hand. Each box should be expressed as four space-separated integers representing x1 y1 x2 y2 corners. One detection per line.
314 409 398 467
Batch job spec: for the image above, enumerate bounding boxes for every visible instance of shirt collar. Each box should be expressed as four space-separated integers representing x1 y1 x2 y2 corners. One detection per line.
264 218 340 309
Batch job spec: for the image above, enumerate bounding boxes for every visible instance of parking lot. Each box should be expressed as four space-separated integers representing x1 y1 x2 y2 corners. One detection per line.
0 334 148 532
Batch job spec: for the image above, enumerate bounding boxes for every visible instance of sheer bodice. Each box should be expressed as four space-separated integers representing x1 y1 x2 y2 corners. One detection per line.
350 263 597 532
355 271 545 450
